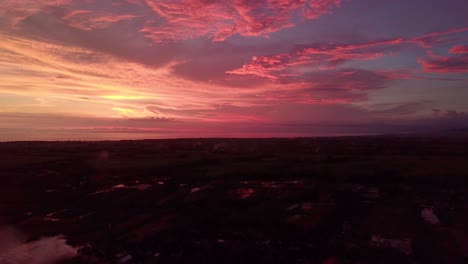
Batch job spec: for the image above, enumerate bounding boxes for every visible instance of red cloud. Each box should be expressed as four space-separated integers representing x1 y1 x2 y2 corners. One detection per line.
408 27 468 48
0 0 73 26
62 10 137 30
226 54 291 79
298 37 404 66
142 0 341 42
449 45 468 54
419 52 468 73
227 27 468 80
304 0 341 19
227 37 403 79
2 0 139 31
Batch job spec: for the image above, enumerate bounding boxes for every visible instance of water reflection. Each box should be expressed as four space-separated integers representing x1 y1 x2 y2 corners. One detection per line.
0 233 77 264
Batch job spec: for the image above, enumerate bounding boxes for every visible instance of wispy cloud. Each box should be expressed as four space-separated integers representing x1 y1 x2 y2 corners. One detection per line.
226 37 405 79
142 0 341 42
62 9 138 31
419 49 468 73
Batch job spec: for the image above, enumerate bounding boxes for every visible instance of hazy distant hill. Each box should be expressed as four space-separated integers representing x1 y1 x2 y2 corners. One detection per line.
435 127 468 137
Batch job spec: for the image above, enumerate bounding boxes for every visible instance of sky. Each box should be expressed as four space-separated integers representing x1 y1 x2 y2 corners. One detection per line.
0 0 468 140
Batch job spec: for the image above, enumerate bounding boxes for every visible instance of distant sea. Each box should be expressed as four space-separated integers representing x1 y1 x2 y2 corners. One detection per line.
0 133 179 142
0 132 369 142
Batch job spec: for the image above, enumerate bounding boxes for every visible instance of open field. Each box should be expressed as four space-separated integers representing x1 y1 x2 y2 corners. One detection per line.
1 136 467 263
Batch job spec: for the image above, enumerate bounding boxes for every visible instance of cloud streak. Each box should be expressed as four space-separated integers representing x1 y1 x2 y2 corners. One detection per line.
419 52 468 73
226 37 405 79
62 9 138 31
142 0 341 42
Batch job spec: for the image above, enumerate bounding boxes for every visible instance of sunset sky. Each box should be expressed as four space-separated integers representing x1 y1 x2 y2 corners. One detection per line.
1 0 468 140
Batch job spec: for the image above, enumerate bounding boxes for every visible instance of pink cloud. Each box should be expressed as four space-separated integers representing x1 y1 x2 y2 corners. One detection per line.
62 10 138 31
408 27 468 48
226 54 291 79
141 0 342 42
449 45 468 54
227 28 468 81
226 37 404 79
0 0 73 26
297 37 404 66
419 51 468 73
1 0 140 32
304 0 341 19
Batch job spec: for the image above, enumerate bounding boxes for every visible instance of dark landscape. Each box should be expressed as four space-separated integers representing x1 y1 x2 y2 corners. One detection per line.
1 136 467 263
